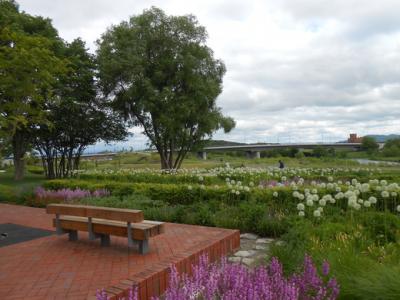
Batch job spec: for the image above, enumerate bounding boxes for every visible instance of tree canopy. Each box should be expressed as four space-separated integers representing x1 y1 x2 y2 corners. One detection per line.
361 136 379 154
33 39 128 178
97 7 235 169
0 0 66 179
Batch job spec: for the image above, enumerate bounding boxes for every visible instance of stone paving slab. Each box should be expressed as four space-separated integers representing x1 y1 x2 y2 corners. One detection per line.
0 204 240 300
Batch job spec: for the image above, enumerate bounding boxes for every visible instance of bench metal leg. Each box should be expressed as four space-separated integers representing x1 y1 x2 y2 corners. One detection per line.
138 240 149 255
68 230 78 241
100 234 110 246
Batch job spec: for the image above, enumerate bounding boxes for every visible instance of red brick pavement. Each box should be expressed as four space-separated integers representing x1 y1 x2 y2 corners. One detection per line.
0 204 240 300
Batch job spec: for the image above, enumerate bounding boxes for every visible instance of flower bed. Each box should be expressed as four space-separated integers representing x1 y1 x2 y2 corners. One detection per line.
96 254 339 300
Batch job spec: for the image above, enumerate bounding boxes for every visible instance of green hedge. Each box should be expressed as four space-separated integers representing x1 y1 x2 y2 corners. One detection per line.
43 179 299 207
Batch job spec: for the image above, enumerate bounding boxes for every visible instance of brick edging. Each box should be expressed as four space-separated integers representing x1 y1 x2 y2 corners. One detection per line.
89 230 240 300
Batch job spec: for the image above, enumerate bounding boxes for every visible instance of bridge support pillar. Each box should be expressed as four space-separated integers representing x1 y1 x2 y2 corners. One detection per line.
197 151 207 160
246 151 260 159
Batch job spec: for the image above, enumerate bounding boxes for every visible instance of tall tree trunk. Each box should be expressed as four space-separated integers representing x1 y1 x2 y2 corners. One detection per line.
12 129 28 181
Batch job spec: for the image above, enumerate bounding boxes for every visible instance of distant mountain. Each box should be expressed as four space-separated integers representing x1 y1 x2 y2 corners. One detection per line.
204 140 246 147
366 134 400 142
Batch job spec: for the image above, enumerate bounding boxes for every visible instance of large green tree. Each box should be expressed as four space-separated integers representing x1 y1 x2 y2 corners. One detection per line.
97 7 235 169
361 136 379 154
34 39 128 178
0 0 65 179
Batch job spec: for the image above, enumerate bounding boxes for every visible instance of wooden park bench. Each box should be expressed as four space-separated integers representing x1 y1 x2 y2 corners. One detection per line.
46 204 165 254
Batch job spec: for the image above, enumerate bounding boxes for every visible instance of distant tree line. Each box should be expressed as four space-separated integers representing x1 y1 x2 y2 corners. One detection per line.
0 1 234 179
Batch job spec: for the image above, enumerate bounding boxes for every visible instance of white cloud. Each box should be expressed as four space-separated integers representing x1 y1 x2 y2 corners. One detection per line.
18 0 400 145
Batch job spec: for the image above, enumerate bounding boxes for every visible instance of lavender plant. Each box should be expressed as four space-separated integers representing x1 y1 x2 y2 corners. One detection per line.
35 187 110 202
97 254 339 300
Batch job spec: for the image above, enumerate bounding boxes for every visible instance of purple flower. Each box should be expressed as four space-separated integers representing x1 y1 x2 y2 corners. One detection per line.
97 254 339 300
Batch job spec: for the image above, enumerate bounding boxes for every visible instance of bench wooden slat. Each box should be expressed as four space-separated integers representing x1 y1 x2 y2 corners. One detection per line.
52 216 164 241
47 204 144 223
46 204 87 217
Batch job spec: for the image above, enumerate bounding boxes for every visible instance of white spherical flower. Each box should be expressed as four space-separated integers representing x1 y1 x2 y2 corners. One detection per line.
313 210 321 218
281 176 287 182
244 186 250 192
273 191 278 197
299 194 305 200
237 181 242 186
200 184 205 190
319 199 326 207
318 207 323 212
364 200 371 208
306 199 314 206
312 194 319 202
357 199 364 204
304 188 310 194
380 180 387 186
368 196 377 204
354 203 361 210
226 178 230 182
298 211 305 217
236 190 240 195
231 189 236 194
231 180 236 185
397 205 400 212
188 185 193 190
312 189 318 194
297 203 305 211
381 191 389 198
198 176 204 182
249 181 254 187
391 192 397 197
337 180 343 185
328 176 333 182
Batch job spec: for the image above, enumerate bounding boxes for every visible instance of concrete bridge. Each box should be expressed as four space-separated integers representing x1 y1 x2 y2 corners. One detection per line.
197 143 362 160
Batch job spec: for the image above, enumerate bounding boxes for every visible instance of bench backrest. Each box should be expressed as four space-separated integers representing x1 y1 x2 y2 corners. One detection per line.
46 204 144 223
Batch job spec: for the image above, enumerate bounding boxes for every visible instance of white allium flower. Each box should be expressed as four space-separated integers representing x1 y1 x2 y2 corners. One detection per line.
369 196 377 204
311 189 318 194
200 184 205 190
231 189 236 194
313 210 321 217
306 199 314 206
273 191 278 197
297 203 305 211
335 192 344 200
313 194 319 201
236 190 240 195
244 186 250 192
319 199 326 206
391 192 397 197
299 194 305 200
351 179 358 185
381 191 389 198
328 176 333 182
380 180 388 186
357 199 364 204
231 180 236 185
337 180 343 185
397 205 400 212
354 203 361 210
364 200 371 208
226 178 230 182
198 176 204 182
249 181 254 187
298 211 305 217
281 176 287 182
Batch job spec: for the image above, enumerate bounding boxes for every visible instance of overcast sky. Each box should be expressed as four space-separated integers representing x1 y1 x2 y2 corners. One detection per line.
18 0 400 148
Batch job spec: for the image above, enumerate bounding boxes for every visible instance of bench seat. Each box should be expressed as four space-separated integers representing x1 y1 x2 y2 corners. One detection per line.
53 216 165 241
